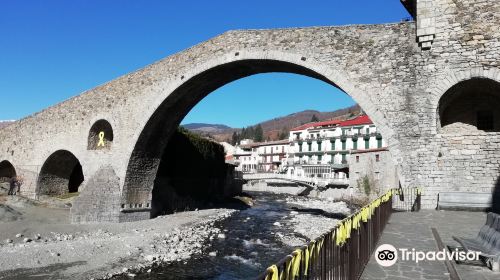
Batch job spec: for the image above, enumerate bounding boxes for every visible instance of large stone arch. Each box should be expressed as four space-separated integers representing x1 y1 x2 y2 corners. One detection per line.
38 150 84 196
120 53 401 220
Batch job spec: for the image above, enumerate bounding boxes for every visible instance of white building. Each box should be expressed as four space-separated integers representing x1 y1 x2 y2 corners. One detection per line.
286 115 387 180
233 139 289 173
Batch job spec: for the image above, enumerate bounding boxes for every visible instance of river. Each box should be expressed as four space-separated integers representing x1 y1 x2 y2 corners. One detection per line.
115 191 350 280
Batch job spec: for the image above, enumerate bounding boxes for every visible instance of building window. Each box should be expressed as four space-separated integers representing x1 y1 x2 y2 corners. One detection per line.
299 144 302 152
318 155 322 161
365 139 369 149
377 138 382 148
331 141 335 151
342 141 346 150
356 156 359 163
366 127 370 134
353 140 357 150
477 111 494 130
317 141 322 151
375 154 380 162
341 154 347 163
308 143 312 151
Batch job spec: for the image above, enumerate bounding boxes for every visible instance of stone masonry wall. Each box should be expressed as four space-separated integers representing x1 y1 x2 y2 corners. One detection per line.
71 165 121 223
349 149 399 197
399 0 500 208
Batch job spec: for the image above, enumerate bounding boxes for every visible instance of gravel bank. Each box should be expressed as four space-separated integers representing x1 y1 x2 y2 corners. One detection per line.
0 193 236 280
272 195 352 247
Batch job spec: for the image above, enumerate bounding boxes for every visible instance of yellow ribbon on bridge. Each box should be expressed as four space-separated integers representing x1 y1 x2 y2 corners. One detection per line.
290 249 302 279
264 188 399 278
304 244 310 275
335 190 393 246
97 131 106 147
265 265 279 280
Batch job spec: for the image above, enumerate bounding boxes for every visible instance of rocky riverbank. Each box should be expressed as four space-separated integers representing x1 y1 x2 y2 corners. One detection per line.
274 195 352 247
0 185 353 280
242 180 308 195
0 193 236 280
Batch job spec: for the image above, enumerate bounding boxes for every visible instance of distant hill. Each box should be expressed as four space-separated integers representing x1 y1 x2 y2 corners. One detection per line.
181 123 235 135
0 121 15 130
257 105 361 134
183 104 361 142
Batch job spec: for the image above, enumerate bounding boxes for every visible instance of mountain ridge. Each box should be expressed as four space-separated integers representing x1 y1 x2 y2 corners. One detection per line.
183 104 361 142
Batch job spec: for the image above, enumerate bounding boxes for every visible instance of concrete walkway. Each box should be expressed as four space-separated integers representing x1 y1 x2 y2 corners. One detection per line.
360 210 500 280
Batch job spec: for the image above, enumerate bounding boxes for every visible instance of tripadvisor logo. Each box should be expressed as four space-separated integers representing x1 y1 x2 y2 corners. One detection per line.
375 244 398 267
374 244 480 267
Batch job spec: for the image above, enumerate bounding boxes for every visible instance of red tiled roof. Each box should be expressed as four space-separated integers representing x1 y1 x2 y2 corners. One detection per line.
290 119 342 131
290 115 373 132
338 115 372 127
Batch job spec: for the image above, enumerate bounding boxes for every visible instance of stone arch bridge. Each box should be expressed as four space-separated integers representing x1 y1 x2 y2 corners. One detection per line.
1 0 500 222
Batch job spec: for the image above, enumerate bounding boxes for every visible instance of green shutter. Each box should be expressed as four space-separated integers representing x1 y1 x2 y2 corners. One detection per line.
318 141 322 151
342 141 346 150
365 139 369 149
377 138 382 148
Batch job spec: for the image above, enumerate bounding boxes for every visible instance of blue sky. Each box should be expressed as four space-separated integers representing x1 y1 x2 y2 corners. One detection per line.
0 1 409 127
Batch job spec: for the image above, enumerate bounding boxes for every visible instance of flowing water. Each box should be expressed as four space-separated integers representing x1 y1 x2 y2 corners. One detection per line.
120 192 345 280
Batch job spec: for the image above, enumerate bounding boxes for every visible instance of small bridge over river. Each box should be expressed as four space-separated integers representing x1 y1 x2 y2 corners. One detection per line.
242 173 349 188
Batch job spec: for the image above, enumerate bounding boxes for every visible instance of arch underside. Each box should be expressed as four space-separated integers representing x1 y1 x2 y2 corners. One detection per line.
0 160 16 182
123 59 357 207
38 150 84 196
439 78 500 132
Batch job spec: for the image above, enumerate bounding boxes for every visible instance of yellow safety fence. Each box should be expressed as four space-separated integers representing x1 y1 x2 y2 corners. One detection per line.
263 188 409 280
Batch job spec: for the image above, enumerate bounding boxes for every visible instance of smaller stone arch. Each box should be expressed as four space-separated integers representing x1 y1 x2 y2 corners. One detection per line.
438 78 500 132
38 150 84 196
88 119 114 150
0 160 16 183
